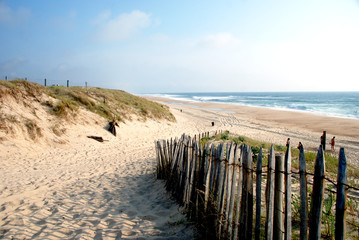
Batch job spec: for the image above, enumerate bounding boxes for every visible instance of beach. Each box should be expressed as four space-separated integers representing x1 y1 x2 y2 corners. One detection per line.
1 97 359 239
150 97 359 161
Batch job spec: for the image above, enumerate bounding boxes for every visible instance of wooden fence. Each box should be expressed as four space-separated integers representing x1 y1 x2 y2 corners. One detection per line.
155 133 352 240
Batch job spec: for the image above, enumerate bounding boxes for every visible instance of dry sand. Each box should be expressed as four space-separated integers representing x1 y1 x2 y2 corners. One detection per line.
1 96 359 239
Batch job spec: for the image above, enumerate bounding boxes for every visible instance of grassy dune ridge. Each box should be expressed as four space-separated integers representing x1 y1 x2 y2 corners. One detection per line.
0 79 175 141
0 79 175 122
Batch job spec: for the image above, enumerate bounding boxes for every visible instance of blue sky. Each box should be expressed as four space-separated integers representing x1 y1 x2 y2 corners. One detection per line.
1 0 359 93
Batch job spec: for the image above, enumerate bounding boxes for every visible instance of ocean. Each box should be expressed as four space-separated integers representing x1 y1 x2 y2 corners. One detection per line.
145 92 359 120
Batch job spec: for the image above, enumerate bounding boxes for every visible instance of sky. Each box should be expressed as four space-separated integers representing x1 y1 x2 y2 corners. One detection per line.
1 0 359 93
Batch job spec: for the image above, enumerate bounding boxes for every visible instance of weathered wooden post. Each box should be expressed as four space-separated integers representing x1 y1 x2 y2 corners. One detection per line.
299 145 308 240
217 144 227 237
183 138 192 205
86 81 88 94
255 148 263 240
174 139 185 198
67 80 69 87
215 144 225 205
309 146 325 240
228 145 240 239
204 144 213 212
187 141 197 217
239 145 253 240
156 141 163 178
209 144 218 204
266 145 276 240
321 131 326 151
285 143 292 240
155 141 160 178
233 145 244 240
224 143 235 238
274 154 285 240
5 76 7 80
335 148 347 240
44 78 47 86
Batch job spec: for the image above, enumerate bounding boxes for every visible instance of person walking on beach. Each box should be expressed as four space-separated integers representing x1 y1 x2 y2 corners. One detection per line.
330 136 335 152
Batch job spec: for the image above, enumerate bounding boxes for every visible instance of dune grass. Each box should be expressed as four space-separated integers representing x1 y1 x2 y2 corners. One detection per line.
0 79 175 123
201 131 359 180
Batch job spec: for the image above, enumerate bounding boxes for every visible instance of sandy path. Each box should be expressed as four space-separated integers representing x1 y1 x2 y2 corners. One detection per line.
0 113 201 239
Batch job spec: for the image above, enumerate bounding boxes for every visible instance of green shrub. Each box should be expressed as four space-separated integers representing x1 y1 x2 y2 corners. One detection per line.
238 136 246 142
52 102 67 117
25 120 42 139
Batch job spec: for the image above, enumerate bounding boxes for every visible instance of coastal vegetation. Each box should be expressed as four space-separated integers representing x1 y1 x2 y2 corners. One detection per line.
199 132 359 239
0 79 175 140
0 79 175 122
201 131 359 179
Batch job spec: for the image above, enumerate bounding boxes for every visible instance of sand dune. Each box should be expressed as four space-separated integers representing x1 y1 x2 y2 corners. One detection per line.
0 110 199 239
1 96 359 239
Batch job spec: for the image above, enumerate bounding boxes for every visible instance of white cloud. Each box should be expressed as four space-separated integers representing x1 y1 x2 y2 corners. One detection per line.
0 2 31 25
197 33 240 48
91 10 111 25
95 10 152 41
149 33 172 43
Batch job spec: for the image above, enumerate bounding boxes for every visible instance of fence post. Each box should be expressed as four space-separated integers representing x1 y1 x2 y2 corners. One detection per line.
299 145 308 240
209 144 217 203
217 144 227 237
309 146 325 240
187 141 198 218
285 143 292 240
163 140 169 177
266 145 276 240
228 144 240 239
233 145 244 240
175 139 185 198
155 141 161 178
183 138 192 205
204 144 213 212
274 154 285 240
239 145 253 240
255 148 263 240
167 138 180 191
44 78 47 86
67 80 69 87
157 141 166 179
224 143 235 238
335 148 347 240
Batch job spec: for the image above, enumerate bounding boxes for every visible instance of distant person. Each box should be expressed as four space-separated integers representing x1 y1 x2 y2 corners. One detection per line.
330 136 335 151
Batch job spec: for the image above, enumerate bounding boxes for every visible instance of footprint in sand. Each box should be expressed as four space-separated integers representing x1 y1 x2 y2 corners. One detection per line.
36 219 46 225
105 219 116 228
126 210 137 217
89 219 100 226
